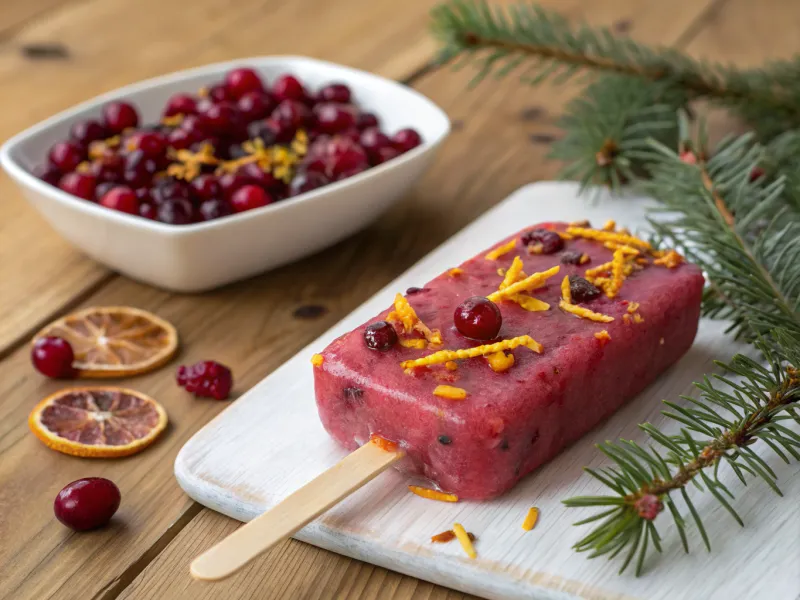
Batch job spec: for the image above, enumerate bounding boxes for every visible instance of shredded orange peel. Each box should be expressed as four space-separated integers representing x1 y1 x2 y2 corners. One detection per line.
566 226 652 251
311 354 324 366
400 338 427 349
449 267 464 277
561 276 571 304
387 294 442 346
594 330 611 344
433 385 468 400
401 334 543 369
522 507 540 531
486 351 515 373
408 485 459 502
489 265 560 302
654 249 684 268
559 300 614 323
453 523 477 558
485 239 517 261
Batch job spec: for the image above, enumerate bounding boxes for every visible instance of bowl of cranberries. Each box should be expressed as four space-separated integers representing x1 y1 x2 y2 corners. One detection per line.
0 56 450 291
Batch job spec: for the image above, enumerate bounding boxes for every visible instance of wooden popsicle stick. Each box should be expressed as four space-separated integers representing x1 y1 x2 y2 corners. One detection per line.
190 439 404 581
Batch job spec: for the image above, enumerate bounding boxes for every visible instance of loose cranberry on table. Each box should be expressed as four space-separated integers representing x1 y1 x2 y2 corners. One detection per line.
102 101 139 134
58 172 96 200
177 360 233 400
54 477 121 531
31 336 76 378
363 321 398 351
230 184 272 213
454 296 502 341
100 186 139 215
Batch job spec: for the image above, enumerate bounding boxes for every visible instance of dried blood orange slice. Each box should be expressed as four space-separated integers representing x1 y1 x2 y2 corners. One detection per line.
33 306 178 378
29 387 168 457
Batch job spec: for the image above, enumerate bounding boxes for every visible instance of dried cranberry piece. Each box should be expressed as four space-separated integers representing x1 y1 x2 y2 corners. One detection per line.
521 228 564 254
568 276 601 303
176 360 233 400
560 250 584 265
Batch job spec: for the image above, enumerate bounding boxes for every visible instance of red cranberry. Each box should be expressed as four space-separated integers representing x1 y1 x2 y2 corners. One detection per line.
313 103 355 134
191 174 221 201
123 151 158 188
454 297 502 340
326 137 368 178
102 101 139 134
70 120 108 146
568 276 601 303
90 154 125 183
218 172 252 199
521 228 564 254
392 128 422 153
31 336 76 378
316 83 351 104
262 117 294 143
177 360 233 400
58 172 96 200
272 99 311 129
153 179 191 203
237 91 275 122
198 198 233 221
48 141 85 172
363 321 398 351
34 164 62 186
230 184 271 212
100 186 139 215
94 181 117 201
128 131 166 159
339 128 361 143
749 166 765 181
374 145 401 165
359 127 390 152
179 114 209 137
164 93 197 117
166 128 194 150
157 197 194 224
139 202 158 220
272 74 306 102
237 163 279 190
207 83 232 103
289 171 329 196
356 112 379 130
199 102 243 135
54 478 120 531
225 67 264 99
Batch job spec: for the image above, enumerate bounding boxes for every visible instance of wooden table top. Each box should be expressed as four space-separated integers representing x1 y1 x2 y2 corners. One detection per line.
1 1 796 598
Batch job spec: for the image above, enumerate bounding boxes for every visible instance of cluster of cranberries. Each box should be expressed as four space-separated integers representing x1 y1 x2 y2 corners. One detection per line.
36 67 423 224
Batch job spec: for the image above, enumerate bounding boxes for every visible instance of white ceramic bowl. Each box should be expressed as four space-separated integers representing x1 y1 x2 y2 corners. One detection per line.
1 56 450 292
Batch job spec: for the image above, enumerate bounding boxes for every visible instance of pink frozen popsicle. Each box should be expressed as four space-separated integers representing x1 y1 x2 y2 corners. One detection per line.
313 221 703 500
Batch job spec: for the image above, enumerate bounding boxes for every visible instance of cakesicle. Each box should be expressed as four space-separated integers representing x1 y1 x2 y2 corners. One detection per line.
313 221 703 500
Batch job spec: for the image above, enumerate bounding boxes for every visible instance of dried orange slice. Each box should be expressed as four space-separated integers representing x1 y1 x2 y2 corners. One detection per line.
33 306 178 378
29 387 168 458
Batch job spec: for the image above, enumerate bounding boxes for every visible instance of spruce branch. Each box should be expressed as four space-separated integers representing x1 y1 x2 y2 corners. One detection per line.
563 123 800 575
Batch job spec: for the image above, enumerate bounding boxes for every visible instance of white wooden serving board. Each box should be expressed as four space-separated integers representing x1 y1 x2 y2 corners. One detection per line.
176 182 800 600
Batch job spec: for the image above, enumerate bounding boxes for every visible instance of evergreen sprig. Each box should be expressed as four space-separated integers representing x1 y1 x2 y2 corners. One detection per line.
560 129 800 574
430 0 800 187
429 1 800 575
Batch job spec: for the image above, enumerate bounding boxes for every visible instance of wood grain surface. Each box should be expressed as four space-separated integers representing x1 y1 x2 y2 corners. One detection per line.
0 0 796 599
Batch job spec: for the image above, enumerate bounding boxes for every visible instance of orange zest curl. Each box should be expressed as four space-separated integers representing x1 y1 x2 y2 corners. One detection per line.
408 485 459 502
485 239 517 260
370 434 399 453
522 507 540 531
401 334 543 369
433 385 468 400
